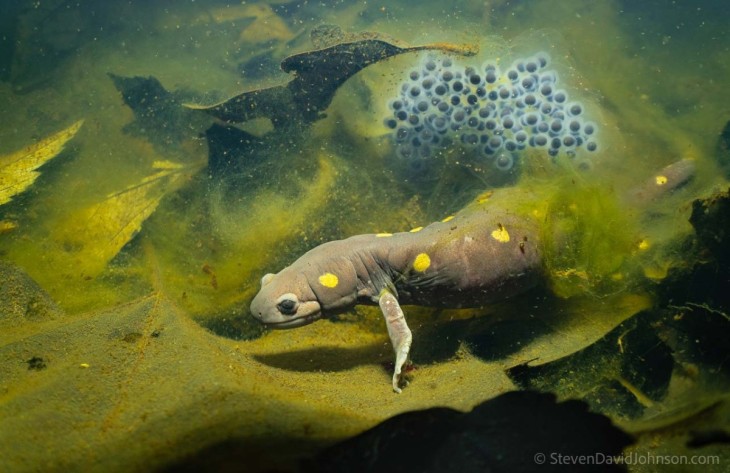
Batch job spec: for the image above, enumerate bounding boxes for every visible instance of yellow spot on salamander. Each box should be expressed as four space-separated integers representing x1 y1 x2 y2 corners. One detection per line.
491 224 510 243
441 215 454 223
409 226 423 233
413 253 431 272
318 272 339 288
655 175 668 185
376 233 393 237
638 239 650 251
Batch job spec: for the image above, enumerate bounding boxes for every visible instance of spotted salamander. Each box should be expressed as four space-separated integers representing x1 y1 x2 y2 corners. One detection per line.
250 160 695 392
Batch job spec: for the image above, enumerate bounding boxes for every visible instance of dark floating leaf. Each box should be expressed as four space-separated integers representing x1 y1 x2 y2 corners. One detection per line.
108 73 212 149
189 28 477 127
307 391 633 473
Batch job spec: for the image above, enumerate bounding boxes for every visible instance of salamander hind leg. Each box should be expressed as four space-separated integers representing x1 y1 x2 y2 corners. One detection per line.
378 289 412 393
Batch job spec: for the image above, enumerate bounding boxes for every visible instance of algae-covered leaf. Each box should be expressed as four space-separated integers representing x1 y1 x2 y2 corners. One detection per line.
54 161 195 277
0 120 83 207
189 27 476 126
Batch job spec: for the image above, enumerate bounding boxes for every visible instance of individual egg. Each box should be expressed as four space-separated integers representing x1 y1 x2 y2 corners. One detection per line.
453 109 466 123
432 116 449 132
583 122 596 135
395 127 410 142
485 118 497 130
452 80 464 92
525 60 538 73
437 101 450 113
425 59 437 71
488 90 499 101
504 139 517 151
502 116 515 129
553 90 567 103
522 112 539 126
422 77 435 90
442 70 454 82
498 87 511 100
488 135 503 149
450 95 461 106
536 121 549 133
524 93 538 106
563 135 576 147
568 119 582 134
467 116 480 128
396 110 408 121
434 84 448 96
442 57 453 68
391 99 404 110
507 69 519 82
469 73 482 85
476 86 487 97
586 141 598 152
466 94 479 105
485 69 498 84
568 102 583 116
408 114 420 125
384 118 398 129
409 86 422 98
550 137 561 149
535 52 550 68
420 128 435 142
550 119 563 133
494 151 514 171
540 83 553 97
534 134 548 147
409 70 420 81
416 100 430 112
540 102 553 115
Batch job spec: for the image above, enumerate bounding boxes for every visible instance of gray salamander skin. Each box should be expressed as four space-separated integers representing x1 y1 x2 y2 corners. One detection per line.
250 187 542 329
249 187 543 393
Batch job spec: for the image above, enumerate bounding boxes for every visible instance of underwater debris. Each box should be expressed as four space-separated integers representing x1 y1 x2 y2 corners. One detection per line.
26 356 47 371
0 120 83 207
188 26 477 128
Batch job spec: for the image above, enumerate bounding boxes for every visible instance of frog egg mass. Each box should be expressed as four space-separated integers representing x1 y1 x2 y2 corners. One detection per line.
384 53 600 176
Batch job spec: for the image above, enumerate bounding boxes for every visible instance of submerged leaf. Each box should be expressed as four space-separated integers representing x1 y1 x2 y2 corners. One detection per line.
0 120 83 207
188 30 477 127
54 162 196 277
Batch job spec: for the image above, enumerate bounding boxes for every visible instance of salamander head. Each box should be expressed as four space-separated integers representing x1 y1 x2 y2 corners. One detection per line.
250 270 323 329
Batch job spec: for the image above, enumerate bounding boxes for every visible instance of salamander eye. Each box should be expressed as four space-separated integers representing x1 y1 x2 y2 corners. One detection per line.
276 295 299 316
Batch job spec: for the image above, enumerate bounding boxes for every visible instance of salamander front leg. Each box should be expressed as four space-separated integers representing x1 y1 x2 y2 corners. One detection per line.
378 289 412 393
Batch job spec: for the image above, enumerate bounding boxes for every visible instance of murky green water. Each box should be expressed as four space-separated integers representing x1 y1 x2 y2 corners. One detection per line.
1 1 728 471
